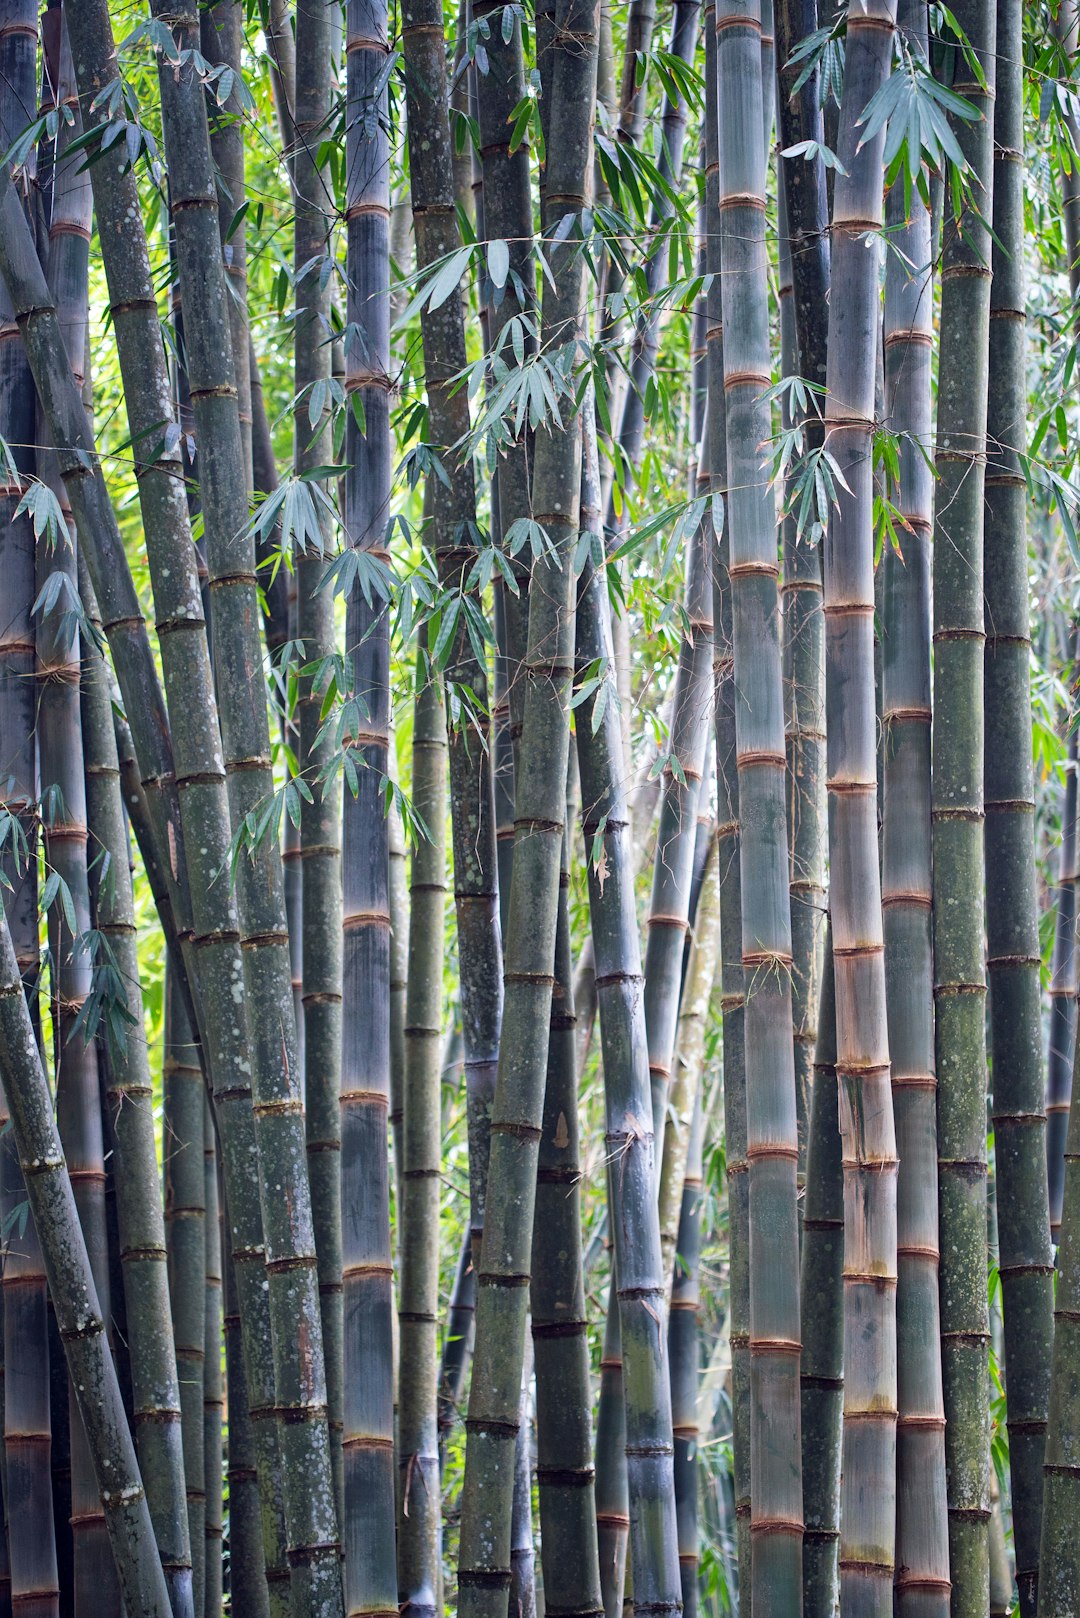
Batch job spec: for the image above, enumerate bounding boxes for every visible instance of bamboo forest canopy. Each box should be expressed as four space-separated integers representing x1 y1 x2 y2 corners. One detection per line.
0 0 1080 1613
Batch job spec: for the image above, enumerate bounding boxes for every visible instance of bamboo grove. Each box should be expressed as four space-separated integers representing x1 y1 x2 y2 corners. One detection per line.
0 0 1080 1611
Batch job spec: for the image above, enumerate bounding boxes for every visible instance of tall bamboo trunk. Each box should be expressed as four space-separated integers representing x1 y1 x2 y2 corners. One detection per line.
294 0 344 1524
932 0 995 1608
80 561 195 1618
397 651 447 1615
714 0 804 1600
0 912 172 1618
702 13 749 1600
203 1101 224 1618
457 4 597 1608
341 0 396 1608
880 3 949 1605
983 0 1054 1603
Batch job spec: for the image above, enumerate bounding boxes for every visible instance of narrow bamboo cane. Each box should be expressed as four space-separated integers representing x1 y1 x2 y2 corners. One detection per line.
222 1213 274 1618
457 3 597 1607
798 924 842 1618
148 5 341 1600
880 3 949 1605
773 0 829 394
203 1103 224 1618
658 839 720 1293
397 650 447 1615
437 1222 475 1467
593 1258 629 1618
81 562 196 1618
163 978 207 1617
823 4 901 1607
983 0 1054 1602
509 1352 537 1618
294 0 344 1523
643 490 713 1151
669 1085 705 1618
714 0 804 1600
341 0 396 1607
0 912 172 1618
932 0 995 1607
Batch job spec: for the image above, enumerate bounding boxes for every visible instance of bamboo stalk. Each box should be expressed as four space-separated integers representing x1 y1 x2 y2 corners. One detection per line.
340 0 396 1605
457 3 597 1607
714 0 804 1599
668 1085 705 1618
880 2 949 1605
397 650 447 1615
932 0 996 1606
983 0 1054 1602
203 1103 224 1618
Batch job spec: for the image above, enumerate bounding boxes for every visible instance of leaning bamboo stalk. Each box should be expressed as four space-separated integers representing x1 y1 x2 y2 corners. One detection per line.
823 2 901 1605
341 0 396 1605
294 0 344 1523
702 11 749 1598
983 0 1054 1603
81 560 196 1618
932 0 996 1607
148 6 341 1603
3 29 294 1603
457 3 598 1607
714 0 804 1599
0 910 172 1618
880 2 949 1604
35 50 122 1612
397 650 447 1615
575 400 681 1618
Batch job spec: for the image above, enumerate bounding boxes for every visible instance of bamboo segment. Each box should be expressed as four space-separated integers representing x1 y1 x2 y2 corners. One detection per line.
714 0 804 1602
669 1088 705 1618
203 1103 224 1618
341 0 396 1607
397 653 447 1616
983 0 1054 1605
880 1 949 1608
933 0 995 1609
294 0 344 1524
0 912 172 1618
703 14 749 1600
457 5 597 1608
81 566 195 1618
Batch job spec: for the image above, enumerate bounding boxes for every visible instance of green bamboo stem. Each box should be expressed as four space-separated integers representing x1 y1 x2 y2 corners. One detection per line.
163 980 207 1618
823 4 901 1608
148 5 340 1602
203 1101 224 1618
880 3 949 1605
81 562 195 1618
575 404 681 1618
798 925 842 1618
983 0 1054 1602
341 0 396 1606
437 1218 475 1467
658 839 720 1294
668 1085 705 1618
932 0 995 1607
294 0 344 1525
714 0 804 1600
0 910 172 1618
397 651 447 1616
223 1214 274 1618
702 13 749 1600
457 2 597 1607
